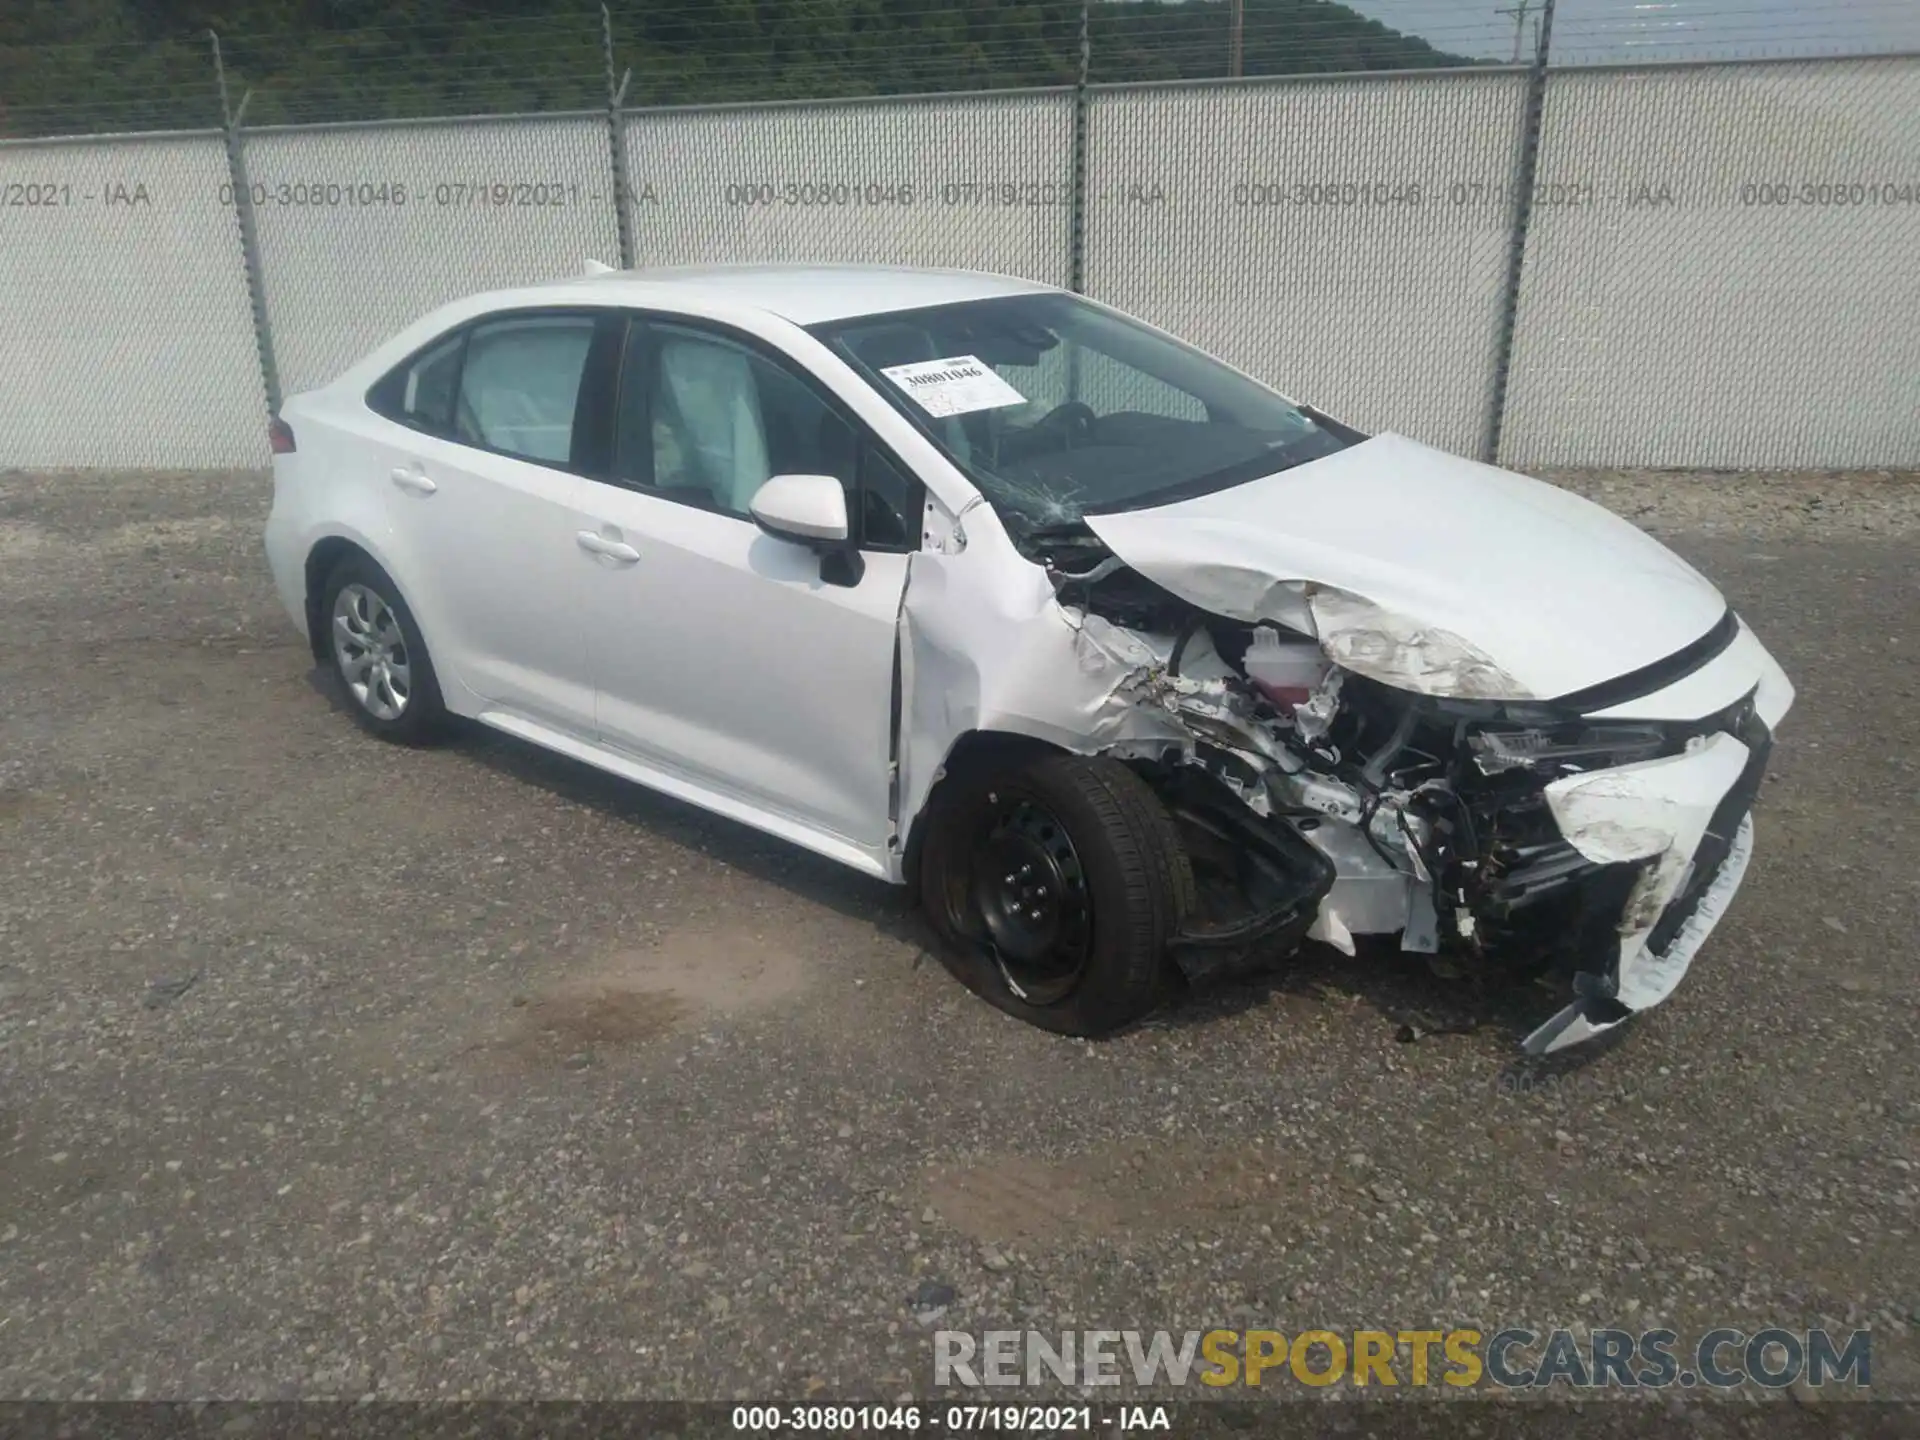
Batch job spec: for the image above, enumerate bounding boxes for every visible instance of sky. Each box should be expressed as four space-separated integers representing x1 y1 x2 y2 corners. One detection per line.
1329 0 1920 64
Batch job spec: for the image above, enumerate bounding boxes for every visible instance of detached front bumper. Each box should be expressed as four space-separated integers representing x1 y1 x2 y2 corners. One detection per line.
1520 715 1771 1055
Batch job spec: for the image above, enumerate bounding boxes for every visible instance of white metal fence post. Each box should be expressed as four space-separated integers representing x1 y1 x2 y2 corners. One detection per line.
212 31 282 419
1482 0 1557 464
602 4 637 269
1069 0 1091 296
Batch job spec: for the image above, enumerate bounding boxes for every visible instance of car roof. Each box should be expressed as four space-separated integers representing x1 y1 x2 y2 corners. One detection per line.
329 263 1067 408
542 262 1058 326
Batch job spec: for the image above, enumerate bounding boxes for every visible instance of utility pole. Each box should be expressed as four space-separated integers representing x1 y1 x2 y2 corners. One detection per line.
1495 0 1538 64
1229 0 1245 77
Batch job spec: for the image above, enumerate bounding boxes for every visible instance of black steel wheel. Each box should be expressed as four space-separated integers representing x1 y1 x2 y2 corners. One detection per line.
918 751 1194 1036
963 790 1094 1006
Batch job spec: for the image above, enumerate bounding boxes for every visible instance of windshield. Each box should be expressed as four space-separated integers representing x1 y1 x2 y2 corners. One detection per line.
810 292 1351 535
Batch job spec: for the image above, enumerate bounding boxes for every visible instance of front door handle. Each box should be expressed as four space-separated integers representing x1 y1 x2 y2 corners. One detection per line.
390 465 437 495
577 530 640 564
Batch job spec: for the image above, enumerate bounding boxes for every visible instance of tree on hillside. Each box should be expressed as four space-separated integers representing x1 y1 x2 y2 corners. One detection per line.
0 0 1467 136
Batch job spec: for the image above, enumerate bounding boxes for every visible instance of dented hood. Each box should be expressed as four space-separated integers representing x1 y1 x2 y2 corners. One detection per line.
1080 433 1727 701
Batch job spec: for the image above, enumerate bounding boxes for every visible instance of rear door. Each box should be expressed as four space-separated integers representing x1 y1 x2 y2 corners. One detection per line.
366 308 620 735
575 314 923 855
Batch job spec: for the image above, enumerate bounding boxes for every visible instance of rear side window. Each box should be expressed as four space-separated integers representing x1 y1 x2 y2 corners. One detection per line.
370 331 462 433
454 315 597 465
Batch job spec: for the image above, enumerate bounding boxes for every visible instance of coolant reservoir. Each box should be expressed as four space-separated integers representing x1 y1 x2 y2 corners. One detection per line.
1243 629 1328 714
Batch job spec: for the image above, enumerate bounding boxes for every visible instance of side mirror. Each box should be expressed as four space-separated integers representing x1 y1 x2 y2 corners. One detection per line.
747 473 864 587
749 473 849 546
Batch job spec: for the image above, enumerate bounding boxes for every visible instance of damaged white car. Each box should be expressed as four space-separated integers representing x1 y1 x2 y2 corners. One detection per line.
264 264 1793 1055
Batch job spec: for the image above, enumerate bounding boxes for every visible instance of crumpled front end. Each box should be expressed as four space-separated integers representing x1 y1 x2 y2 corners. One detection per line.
987 512 1795 1053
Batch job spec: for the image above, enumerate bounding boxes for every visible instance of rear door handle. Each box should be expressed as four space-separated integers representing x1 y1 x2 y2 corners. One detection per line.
390 465 437 495
577 530 640 563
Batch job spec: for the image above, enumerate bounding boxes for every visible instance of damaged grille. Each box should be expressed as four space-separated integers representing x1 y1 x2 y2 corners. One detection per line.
1428 689 1768 974
1453 784 1617 968
1467 785 1586 914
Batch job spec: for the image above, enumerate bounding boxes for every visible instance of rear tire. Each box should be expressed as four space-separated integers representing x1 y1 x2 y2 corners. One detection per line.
318 554 448 745
918 752 1194 1036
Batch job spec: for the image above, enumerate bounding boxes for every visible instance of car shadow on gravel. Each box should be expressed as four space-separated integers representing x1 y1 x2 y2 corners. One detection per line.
1150 934 1638 1078
322 676 928 934
305 663 1636 1078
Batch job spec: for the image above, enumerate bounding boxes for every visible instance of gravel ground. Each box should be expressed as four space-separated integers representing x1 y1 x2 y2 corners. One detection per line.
0 466 1916 1416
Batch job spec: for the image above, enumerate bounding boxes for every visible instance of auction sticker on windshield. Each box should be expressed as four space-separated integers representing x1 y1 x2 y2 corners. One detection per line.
880 355 1028 417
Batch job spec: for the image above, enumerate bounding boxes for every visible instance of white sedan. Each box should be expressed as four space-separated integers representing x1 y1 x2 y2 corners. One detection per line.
264 263 1793 1054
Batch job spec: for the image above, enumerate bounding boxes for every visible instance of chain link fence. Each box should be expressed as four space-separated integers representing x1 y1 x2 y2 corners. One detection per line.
1501 54 1920 469
0 53 1914 470
625 91 1076 282
245 115 620 399
1086 69 1527 457
0 131 267 468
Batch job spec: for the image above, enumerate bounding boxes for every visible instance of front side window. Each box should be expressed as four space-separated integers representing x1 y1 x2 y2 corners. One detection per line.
612 321 919 546
857 445 919 549
452 315 597 465
812 292 1351 535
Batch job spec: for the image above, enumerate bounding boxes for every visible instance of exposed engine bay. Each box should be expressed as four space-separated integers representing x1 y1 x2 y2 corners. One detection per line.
1028 523 1774 1055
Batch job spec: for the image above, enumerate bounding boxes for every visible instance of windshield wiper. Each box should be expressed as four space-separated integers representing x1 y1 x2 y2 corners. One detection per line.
1018 517 1112 568
1023 519 1096 543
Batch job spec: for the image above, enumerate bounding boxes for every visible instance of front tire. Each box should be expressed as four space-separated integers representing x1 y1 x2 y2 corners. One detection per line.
918 753 1195 1037
319 554 447 744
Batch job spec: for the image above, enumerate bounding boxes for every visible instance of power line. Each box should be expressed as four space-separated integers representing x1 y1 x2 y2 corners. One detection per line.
1494 1 1540 64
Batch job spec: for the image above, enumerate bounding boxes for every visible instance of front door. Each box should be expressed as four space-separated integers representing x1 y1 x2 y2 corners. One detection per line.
576 316 923 856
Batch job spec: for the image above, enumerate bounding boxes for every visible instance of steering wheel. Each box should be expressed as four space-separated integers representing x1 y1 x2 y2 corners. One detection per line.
1034 400 1098 447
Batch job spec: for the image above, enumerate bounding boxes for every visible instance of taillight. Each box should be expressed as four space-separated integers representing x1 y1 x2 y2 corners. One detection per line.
269 417 297 454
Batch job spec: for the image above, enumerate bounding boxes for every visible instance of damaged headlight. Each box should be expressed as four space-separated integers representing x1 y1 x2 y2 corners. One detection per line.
1303 585 1527 700
1467 722 1669 777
